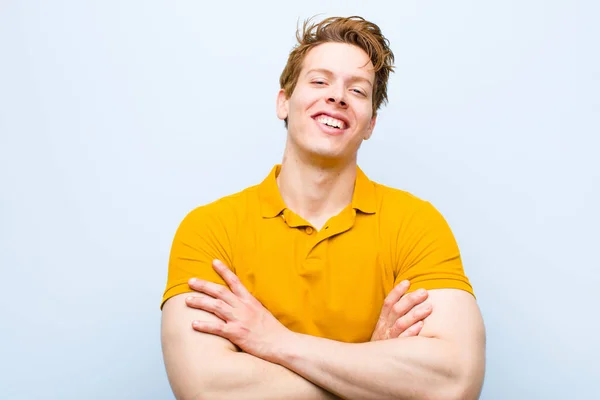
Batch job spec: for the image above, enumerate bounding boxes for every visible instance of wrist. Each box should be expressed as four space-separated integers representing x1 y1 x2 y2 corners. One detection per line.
265 329 301 365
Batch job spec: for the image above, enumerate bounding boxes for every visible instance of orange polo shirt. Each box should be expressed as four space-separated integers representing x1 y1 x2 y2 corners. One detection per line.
161 165 473 343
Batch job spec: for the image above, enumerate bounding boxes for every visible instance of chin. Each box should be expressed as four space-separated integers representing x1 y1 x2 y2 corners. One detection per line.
288 126 354 163
304 146 350 164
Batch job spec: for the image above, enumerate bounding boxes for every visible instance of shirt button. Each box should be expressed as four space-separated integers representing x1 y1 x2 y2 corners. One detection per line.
305 226 314 235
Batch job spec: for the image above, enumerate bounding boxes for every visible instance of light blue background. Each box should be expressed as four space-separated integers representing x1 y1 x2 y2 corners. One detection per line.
1 1 598 399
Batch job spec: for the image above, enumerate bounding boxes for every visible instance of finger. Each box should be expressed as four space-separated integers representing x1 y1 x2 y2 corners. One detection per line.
381 280 410 317
212 259 252 299
370 318 386 341
387 288 428 326
188 278 238 306
192 319 228 337
186 295 234 321
388 303 432 338
398 321 424 338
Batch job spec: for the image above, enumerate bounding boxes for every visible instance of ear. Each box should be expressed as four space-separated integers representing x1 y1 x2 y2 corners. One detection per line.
276 89 289 121
364 114 377 140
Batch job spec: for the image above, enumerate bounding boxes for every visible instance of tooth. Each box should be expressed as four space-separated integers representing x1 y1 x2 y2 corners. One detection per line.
315 115 345 129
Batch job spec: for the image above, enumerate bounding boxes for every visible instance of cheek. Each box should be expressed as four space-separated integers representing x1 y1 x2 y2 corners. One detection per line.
294 89 321 109
355 109 373 128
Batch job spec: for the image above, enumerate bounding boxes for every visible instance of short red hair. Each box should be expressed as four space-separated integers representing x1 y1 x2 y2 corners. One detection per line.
279 16 395 116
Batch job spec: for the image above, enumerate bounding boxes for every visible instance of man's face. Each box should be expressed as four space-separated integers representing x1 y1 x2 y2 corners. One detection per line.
277 42 377 164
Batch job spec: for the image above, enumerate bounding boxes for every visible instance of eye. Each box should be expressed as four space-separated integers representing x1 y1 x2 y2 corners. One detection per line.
312 80 326 85
352 88 366 96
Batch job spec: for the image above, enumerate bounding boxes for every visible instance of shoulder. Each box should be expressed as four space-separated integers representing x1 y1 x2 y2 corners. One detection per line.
372 181 438 218
370 181 456 240
177 183 261 234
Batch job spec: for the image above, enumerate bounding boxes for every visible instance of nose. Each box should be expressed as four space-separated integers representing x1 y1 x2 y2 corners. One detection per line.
326 86 348 108
327 96 347 108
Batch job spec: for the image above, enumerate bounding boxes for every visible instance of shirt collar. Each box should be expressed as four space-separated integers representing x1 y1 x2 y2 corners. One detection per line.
258 164 377 218
352 166 377 214
258 165 287 218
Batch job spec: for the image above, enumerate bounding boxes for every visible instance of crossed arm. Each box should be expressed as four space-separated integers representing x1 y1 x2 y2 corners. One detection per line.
268 288 485 400
162 296 338 400
161 260 486 400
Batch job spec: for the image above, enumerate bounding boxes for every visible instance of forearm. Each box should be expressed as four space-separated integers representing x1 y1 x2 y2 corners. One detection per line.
161 295 339 400
192 349 339 400
269 334 481 400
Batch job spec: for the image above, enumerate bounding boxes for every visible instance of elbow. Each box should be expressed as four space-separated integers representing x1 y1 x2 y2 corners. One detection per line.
165 357 234 400
438 341 486 400
171 381 221 400
414 352 484 400
422 381 473 400
167 381 205 400
189 390 217 400
438 381 481 400
389 366 483 400
439 363 485 400
169 372 235 400
445 379 484 400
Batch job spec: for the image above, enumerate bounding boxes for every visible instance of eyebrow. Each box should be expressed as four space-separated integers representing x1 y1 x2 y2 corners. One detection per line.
304 68 373 87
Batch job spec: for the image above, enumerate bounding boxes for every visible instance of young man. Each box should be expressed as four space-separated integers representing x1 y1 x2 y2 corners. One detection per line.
161 16 486 400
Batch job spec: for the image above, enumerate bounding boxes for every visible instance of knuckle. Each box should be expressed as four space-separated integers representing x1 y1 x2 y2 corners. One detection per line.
383 298 395 308
227 272 240 283
392 301 405 315
397 281 409 293
410 291 424 303
408 325 420 335
394 318 408 331
215 299 226 311
216 323 227 335
214 285 226 296
198 298 208 308
391 284 403 294
416 304 431 316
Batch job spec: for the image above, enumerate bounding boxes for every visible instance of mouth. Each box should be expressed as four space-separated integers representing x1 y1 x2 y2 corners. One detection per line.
311 113 349 131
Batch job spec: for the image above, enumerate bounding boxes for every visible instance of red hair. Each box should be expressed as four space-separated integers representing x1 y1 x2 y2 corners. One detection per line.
279 16 395 116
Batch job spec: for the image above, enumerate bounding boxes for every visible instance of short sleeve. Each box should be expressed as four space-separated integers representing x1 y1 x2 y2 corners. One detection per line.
395 201 475 297
160 204 236 309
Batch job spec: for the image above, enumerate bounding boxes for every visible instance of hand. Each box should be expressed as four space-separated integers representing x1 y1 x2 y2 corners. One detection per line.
185 259 292 360
370 280 432 341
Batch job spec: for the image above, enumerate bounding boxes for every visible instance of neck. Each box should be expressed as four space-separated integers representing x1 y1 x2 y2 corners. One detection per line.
276 146 357 229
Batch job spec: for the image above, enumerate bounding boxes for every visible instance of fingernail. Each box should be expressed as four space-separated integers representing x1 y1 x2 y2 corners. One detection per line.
402 280 410 286
186 296 193 302
189 278 197 285
417 289 427 296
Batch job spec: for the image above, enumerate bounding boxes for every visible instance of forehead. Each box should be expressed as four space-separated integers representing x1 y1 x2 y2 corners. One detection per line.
301 42 375 83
